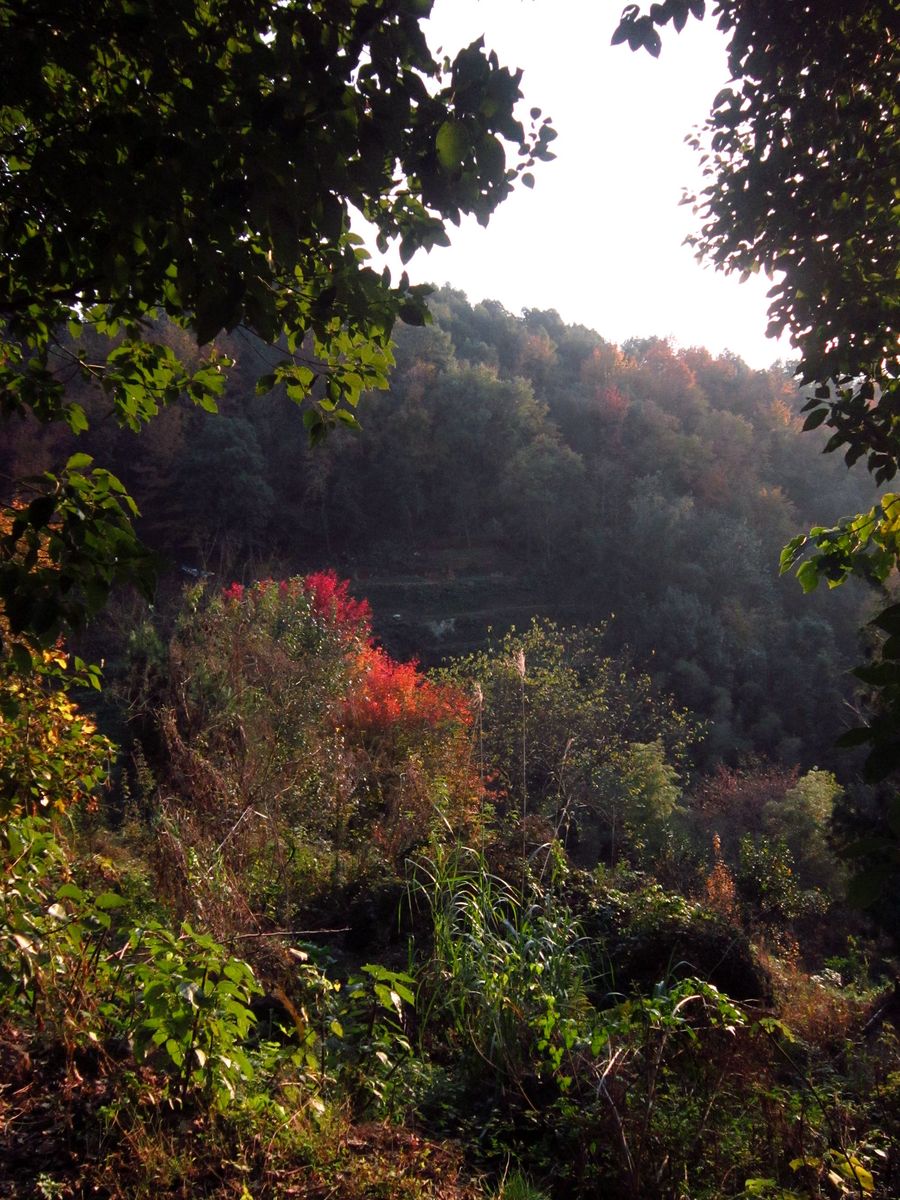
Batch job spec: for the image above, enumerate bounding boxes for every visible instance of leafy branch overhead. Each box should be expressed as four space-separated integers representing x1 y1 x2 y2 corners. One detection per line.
612 1 707 57
614 1 897 427
0 0 554 643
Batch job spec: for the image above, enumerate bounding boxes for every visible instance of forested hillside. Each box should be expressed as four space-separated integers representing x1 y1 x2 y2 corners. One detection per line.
3 289 875 767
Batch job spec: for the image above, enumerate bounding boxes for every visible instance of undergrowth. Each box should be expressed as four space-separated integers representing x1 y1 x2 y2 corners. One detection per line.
2 576 898 1199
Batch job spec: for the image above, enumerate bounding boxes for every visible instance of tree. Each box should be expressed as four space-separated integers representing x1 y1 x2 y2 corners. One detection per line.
440 619 695 865
615 1 896 443
763 768 843 895
614 0 899 905
0 0 555 648
614 1 897 744
604 739 682 865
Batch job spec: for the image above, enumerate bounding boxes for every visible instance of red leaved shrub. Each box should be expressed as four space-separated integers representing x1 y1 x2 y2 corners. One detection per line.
302 569 372 638
345 644 472 733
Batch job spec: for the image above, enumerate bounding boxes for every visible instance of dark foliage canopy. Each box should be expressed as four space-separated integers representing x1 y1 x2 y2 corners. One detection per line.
616 2 897 438
0 0 554 644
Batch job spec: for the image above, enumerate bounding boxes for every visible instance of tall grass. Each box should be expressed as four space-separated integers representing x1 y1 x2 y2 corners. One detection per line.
413 846 589 1093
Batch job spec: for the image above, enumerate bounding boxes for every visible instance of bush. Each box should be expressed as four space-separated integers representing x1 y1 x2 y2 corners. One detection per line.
0 649 110 820
0 815 261 1110
565 870 772 1004
136 572 477 935
439 619 696 869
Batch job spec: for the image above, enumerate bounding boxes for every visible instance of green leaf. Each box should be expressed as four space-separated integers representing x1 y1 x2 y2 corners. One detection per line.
436 121 469 170
796 560 819 593
756 1016 795 1042
195 291 238 347
743 1180 778 1197
802 407 828 430
165 1038 185 1067
779 535 806 573
853 662 900 687
871 603 900 636
398 303 427 326
66 404 89 434
863 741 900 783
56 882 85 902
392 981 416 1005
26 495 57 529
10 642 33 674
66 453 94 471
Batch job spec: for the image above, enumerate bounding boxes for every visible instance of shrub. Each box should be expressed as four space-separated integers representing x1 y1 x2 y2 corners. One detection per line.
736 835 827 928
0 814 261 1110
439 619 695 869
138 573 477 933
0 649 110 820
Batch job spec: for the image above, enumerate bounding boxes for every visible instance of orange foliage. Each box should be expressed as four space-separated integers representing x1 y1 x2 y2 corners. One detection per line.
704 833 739 921
344 643 472 733
580 347 630 425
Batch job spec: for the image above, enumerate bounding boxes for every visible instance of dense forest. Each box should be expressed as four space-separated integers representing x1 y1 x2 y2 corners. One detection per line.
2 289 878 768
2 1 899 1199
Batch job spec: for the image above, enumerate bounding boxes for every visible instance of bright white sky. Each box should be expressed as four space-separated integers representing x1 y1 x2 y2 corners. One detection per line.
377 0 794 370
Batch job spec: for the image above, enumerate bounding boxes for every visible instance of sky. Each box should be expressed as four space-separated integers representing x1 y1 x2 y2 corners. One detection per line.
373 0 794 370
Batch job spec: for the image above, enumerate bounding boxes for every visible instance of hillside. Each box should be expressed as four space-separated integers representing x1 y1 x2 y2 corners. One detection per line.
3 289 878 770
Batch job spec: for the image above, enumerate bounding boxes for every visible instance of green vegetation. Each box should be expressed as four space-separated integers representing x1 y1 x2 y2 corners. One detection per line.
2 572 898 1197
614 0 900 931
2 1 899 1196
0 0 555 646
27 290 874 768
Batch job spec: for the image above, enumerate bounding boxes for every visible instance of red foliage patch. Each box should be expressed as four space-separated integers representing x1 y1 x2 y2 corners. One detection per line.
345 644 471 732
302 569 372 637
600 385 629 421
219 570 468 734
221 571 370 637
